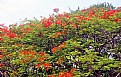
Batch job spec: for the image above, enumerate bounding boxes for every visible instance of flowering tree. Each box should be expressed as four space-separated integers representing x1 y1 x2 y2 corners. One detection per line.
0 3 121 77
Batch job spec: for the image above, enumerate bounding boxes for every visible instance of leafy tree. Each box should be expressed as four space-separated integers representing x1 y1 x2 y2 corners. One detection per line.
0 3 121 77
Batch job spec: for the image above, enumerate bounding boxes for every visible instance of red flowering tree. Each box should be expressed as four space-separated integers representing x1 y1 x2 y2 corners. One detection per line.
0 3 121 77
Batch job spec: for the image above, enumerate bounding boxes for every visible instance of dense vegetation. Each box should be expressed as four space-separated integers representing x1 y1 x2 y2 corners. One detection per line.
0 3 121 77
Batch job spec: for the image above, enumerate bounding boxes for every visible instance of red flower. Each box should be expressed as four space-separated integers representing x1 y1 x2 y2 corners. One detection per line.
8 53 13 57
114 18 120 22
58 42 66 48
70 68 76 73
52 47 59 53
43 63 51 68
57 32 63 35
42 19 52 28
20 51 29 55
35 63 41 68
0 63 4 68
84 17 90 21
59 72 73 77
53 31 63 38
53 34 57 38
30 55 33 59
48 74 55 77
43 63 51 71
0 55 2 59
88 11 95 17
65 72 73 77
55 20 62 25
53 8 59 13
7 32 16 38
0 38 3 41
38 58 44 62
57 57 64 64
22 60 29 63
40 52 46 56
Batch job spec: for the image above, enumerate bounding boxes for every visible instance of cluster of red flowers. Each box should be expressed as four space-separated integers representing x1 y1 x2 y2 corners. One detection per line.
19 50 36 63
38 52 47 62
0 63 4 68
54 13 70 27
35 63 51 71
0 50 5 68
55 19 62 25
48 68 76 77
41 17 53 28
52 42 66 53
101 10 120 19
0 24 19 39
0 54 4 68
53 31 63 38
36 52 52 70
